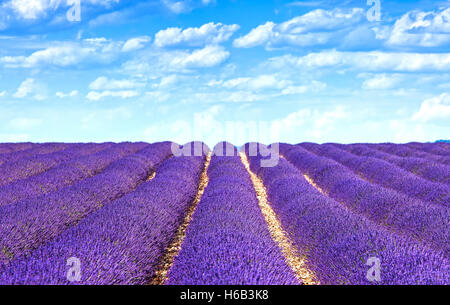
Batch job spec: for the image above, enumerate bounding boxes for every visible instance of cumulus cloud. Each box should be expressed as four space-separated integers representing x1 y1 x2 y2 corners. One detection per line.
412 93 450 122
221 91 266 103
233 8 365 49
0 39 122 68
204 75 326 101
387 8 450 48
122 36 151 52
86 90 139 101
86 75 144 101
266 50 450 72
184 90 268 103
162 0 190 14
281 80 327 95
233 22 275 48
145 90 172 102
154 22 239 48
162 44 230 69
218 74 291 91
13 78 37 98
89 76 144 90
362 74 401 90
56 90 78 98
6 0 57 20
0 0 121 30
271 106 348 140
123 44 230 74
154 74 178 88
160 0 215 14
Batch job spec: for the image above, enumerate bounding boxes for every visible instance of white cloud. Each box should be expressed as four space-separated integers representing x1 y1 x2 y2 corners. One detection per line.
233 22 275 48
281 85 308 95
7 0 54 20
0 90 6 97
209 74 294 92
143 105 224 145
287 1 323 7
412 93 450 122
281 80 327 95
160 0 216 15
388 120 428 143
233 8 365 48
86 90 139 101
0 39 121 68
89 76 144 90
222 91 266 103
207 79 223 87
272 106 348 140
122 36 151 52
266 50 450 72
162 0 190 14
122 44 231 75
273 108 312 130
221 74 290 91
362 74 401 90
56 90 78 98
1 0 119 29
13 78 36 98
145 91 171 102
87 0 120 7
202 76 326 101
154 74 178 88
313 106 347 129
184 90 268 103
163 44 230 69
154 22 239 48
387 8 450 48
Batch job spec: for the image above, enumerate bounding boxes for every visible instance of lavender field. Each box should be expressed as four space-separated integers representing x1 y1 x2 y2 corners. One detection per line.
0 141 448 285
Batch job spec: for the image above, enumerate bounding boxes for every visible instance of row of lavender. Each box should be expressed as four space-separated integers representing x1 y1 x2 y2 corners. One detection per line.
0 142 173 266
246 143 448 284
336 144 450 185
277 144 448 252
299 143 449 206
367 143 450 165
0 143 147 207
0 143 69 167
167 143 297 284
0 142 206 284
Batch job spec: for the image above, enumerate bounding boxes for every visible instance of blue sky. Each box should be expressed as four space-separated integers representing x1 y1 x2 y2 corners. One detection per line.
0 0 449 145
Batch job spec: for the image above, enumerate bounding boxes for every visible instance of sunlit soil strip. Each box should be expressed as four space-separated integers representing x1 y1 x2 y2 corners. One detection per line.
239 152 319 285
146 171 156 181
302 174 327 195
146 154 174 182
279 154 327 196
150 152 212 285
